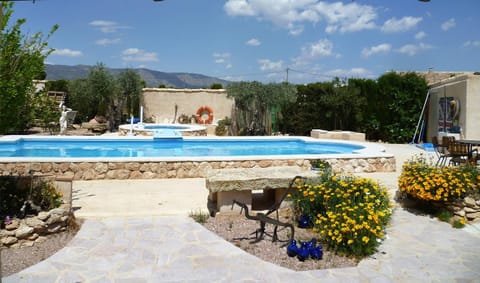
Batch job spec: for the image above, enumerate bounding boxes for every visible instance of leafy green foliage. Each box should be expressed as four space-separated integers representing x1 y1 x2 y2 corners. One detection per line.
68 65 143 129
0 176 63 219
215 117 232 136
32 92 60 133
0 3 58 134
278 73 427 142
210 83 223 89
117 69 142 118
227 81 297 135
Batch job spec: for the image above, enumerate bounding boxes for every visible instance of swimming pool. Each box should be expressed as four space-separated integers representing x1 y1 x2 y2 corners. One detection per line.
117 123 206 136
0 135 394 180
0 136 365 159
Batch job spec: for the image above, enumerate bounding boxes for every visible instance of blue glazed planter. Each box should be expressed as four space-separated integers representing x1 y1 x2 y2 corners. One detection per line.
297 215 313 229
297 243 310 262
286 240 299 257
310 245 323 260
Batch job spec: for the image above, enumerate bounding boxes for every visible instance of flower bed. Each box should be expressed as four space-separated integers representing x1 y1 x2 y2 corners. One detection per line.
398 156 480 225
289 171 392 257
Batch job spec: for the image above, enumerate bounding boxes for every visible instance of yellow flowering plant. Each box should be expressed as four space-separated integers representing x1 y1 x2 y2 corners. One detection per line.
290 174 392 257
398 156 478 202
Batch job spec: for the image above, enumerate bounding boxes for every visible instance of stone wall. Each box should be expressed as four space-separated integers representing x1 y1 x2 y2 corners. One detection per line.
0 205 71 248
449 197 480 222
0 157 395 180
142 88 235 125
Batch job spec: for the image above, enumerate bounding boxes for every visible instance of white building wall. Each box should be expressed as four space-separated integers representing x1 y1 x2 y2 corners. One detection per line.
142 88 235 124
427 74 480 141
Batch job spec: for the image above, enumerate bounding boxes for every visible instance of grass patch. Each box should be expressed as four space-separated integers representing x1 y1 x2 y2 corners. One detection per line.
189 209 210 224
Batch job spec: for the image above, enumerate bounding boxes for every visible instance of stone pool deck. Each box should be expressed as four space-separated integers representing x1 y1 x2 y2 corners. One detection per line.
3 144 480 282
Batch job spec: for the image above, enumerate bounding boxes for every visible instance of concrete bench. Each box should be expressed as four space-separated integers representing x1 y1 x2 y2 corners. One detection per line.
206 167 319 215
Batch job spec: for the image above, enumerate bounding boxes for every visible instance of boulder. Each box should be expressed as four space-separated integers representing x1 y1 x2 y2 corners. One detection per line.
15 224 34 239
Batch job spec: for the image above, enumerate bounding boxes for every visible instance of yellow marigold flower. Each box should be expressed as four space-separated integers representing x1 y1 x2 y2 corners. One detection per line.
362 236 370 243
347 239 354 245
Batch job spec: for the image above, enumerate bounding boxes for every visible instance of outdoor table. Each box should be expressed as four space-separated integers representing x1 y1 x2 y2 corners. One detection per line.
459 139 480 146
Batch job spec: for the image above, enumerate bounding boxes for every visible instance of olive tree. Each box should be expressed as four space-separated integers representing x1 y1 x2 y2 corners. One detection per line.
117 69 143 120
227 81 297 135
0 3 57 134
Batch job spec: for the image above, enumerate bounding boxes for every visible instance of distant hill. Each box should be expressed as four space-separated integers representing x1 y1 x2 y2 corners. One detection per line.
45 64 230 89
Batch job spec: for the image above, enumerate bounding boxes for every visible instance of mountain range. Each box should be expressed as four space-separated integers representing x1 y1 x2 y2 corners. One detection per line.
45 64 230 89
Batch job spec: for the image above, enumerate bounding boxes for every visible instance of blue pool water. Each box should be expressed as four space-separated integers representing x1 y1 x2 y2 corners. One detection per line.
0 137 364 158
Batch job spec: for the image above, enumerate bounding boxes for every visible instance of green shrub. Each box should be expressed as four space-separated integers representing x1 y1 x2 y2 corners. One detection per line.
0 176 63 219
215 117 232 136
189 209 209 224
289 175 392 257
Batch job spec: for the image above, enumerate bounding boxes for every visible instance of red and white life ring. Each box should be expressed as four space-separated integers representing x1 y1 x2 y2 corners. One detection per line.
195 106 214 124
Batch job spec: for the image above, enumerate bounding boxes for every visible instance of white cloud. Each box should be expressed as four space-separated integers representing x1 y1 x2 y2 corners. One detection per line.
292 39 336 67
361 43 391 58
327 67 372 78
224 0 256 16
258 59 283 71
224 0 377 35
381 16 422 33
415 31 426 40
89 20 127 33
52 48 83 57
95 38 121 46
397 43 432 56
213 52 232 68
441 18 456 31
246 38 261 46
306 39 334 57
464 40 480 47
314 1 377 33
121 48 159 62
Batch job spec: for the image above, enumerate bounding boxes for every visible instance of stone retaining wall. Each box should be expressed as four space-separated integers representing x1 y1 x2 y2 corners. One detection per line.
448 196 480 222
0 206 71 248
0 157 395 180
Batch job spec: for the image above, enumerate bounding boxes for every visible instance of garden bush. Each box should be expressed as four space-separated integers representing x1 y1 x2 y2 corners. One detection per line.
0 176 63 221
398 156 479 202
290 174 392 257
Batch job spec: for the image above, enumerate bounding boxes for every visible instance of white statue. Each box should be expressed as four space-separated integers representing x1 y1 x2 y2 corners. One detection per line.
59 102 72 135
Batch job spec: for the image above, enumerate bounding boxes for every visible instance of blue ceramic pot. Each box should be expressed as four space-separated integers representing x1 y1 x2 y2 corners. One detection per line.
297 244 310 262
286 240 299 257
310 245 323 260
297 215 313 229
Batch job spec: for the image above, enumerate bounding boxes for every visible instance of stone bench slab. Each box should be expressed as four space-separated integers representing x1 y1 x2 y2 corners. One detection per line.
206 166 318 193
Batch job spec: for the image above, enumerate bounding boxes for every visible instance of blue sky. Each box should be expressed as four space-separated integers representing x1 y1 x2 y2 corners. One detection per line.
10 0 480 84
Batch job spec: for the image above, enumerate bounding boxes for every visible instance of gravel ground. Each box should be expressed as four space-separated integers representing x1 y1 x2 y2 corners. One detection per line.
203 207 359 271
0 230 77 277
0 218 82 277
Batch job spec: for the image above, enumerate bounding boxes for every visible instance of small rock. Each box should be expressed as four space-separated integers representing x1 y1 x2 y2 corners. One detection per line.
28 233 39 241
37 211 50 221
15 224 34 239
49 208 68 217
454 210 466 217
464 207 477 213
464 197 476 207
46 214 62 225
0 229 15 237
1 236 18 245
47 223 62 233
21 241 35 247
466 212 480 220
5 219 20 231
25 217 46 233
